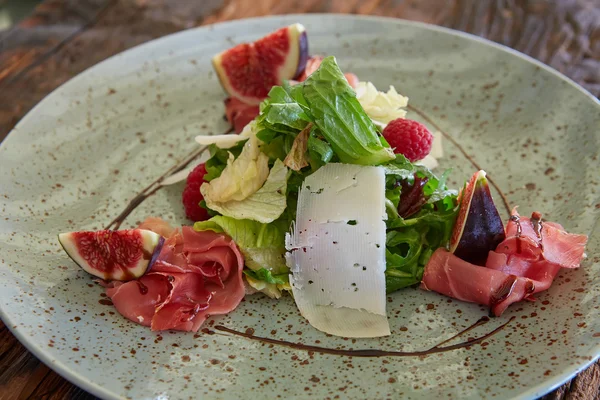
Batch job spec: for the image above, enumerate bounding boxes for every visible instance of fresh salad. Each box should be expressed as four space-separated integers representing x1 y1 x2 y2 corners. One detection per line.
58 24 588 338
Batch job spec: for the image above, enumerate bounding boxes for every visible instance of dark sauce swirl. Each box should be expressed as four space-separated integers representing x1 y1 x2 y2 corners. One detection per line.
510 215 522 253
213 317 514 358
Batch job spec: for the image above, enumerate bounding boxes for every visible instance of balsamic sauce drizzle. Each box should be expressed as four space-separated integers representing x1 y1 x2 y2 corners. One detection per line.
104 128 232 230
136 280 148 295
430 316 490 348
214 317 514 357
407 104 512 217
510 214 522 254
490 275 518 310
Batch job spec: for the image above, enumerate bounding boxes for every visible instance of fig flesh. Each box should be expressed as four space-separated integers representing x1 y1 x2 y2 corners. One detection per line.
212 23 308 104
449 170 506 265
58 229 164 281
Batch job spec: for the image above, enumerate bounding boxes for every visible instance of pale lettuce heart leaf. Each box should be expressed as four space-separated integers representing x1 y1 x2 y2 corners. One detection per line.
244 274 291 299
354 81 408 125
202 159 289 223
201 134 270 203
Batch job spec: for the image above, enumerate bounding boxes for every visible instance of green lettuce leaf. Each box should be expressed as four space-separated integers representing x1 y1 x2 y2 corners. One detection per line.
203 159 290 223
243 268 289 285
260 85 296 111
262 103 309 131
257 86 310 144
301 56 395 165
307 130 334 168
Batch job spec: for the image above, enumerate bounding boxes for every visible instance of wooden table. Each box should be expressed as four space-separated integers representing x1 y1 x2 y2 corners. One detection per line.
0 1 599 398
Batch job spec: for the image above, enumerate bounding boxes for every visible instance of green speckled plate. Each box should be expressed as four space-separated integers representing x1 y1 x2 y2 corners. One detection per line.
1 15 599 400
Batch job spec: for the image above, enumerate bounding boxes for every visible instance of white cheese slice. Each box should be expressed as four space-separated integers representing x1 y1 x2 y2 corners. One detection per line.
194 134 246 148
286 163 390 338
194 120 255 149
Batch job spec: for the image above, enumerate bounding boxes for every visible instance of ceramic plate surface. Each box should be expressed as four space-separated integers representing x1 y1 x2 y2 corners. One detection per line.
1 14 599 400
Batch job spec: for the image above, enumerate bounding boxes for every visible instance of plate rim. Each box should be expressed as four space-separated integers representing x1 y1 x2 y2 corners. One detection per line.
1 13 598 400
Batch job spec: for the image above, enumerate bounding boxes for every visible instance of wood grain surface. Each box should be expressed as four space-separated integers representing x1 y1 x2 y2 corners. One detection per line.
0 1 599 399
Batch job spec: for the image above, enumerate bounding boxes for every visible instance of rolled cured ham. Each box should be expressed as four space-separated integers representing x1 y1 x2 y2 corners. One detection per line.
421 209 587 316
104 222 245 332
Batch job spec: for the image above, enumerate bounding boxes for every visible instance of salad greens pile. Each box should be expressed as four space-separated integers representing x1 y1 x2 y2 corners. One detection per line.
195 56 458 297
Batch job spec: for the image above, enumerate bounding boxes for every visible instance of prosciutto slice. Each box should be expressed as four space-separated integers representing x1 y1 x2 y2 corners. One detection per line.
496 209 586 269
421 249 536 316
138 217 176 238
105 220 245 332
422 209 587 316
225 97 259 134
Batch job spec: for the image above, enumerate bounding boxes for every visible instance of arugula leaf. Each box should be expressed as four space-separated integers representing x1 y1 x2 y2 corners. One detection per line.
381 154 417 181
388 207 457 249
385 250 423 293
381 155 458 293
384 202 457 293
385 273 420 294
423 169 458 210
301 56 395 165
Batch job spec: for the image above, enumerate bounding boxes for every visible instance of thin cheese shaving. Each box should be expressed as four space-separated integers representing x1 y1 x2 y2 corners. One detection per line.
286 163 390 338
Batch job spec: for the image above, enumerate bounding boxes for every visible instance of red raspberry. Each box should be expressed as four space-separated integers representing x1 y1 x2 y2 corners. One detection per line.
382 118 433 162
182 163 210 222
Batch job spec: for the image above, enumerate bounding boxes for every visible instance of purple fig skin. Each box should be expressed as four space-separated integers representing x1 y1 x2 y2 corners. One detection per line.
146 235 165 274
293 30 309 79
453 180 506 266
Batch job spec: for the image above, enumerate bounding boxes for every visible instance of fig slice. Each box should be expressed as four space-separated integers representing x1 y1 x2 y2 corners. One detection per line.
212 23 308 104
449 170 506 266
58 229 164 281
